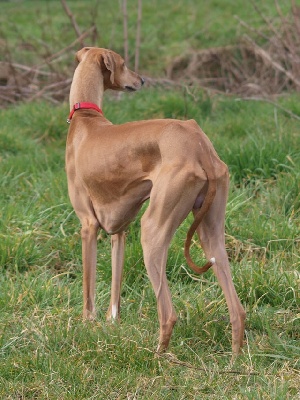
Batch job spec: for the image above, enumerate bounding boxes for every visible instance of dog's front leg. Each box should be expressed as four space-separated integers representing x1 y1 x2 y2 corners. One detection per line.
106 232 126 321
81 221 99 320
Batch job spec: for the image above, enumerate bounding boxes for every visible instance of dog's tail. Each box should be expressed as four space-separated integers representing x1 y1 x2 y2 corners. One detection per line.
184 159 217 274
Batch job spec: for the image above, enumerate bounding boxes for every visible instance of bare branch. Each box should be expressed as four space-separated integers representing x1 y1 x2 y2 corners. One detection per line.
37 26 96 68
244 35 300 89
135 0 142 72
241 96 300 121
61 0 85 47
122 0 129 65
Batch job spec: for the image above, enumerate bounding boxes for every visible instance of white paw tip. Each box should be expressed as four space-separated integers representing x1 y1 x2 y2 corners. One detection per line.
111 304 118 320
210 257 216 264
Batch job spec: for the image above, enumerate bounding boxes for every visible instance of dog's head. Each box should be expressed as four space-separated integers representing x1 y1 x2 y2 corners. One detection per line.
75 47 145 92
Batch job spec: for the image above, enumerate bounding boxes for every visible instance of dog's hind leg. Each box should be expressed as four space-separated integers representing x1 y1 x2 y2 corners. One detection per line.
141 166 203 352
194 170 246 355
106 232 126 321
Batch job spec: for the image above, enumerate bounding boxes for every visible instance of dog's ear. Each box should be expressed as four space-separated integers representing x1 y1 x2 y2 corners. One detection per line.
102 51 116 84
75 47 92 63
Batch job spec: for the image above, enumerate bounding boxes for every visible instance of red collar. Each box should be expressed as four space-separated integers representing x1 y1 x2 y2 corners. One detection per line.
67 102 103 123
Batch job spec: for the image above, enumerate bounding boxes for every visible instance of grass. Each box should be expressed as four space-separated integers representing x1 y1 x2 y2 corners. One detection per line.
1 1 300 399
1 89 299 399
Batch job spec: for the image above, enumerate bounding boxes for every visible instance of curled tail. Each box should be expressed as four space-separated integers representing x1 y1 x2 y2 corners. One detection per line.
184 171 217 274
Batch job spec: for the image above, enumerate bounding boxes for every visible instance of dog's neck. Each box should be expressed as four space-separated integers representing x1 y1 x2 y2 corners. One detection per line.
69 61 104 110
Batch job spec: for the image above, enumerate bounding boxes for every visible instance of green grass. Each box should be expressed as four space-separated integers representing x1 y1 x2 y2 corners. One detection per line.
1 89 299 399
1 1 300 399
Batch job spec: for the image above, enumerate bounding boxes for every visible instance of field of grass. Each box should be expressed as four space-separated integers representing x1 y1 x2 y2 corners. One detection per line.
1 1 299 399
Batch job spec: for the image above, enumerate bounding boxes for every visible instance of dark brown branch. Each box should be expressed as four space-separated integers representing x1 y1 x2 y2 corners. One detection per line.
61 0 85 47
123 0 129 65
135 0 142 72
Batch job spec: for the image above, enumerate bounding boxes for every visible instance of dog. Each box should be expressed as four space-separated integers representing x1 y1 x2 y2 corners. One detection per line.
66 47 245 355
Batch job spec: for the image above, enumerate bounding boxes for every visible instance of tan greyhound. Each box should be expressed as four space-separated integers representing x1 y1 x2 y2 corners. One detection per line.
66 47 245 355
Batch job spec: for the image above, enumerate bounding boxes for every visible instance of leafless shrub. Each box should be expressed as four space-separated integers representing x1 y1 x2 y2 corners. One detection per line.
0 24 97 107
168 3 300 97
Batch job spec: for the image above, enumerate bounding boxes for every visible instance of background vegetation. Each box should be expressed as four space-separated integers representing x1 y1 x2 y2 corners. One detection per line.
0 1 299 399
